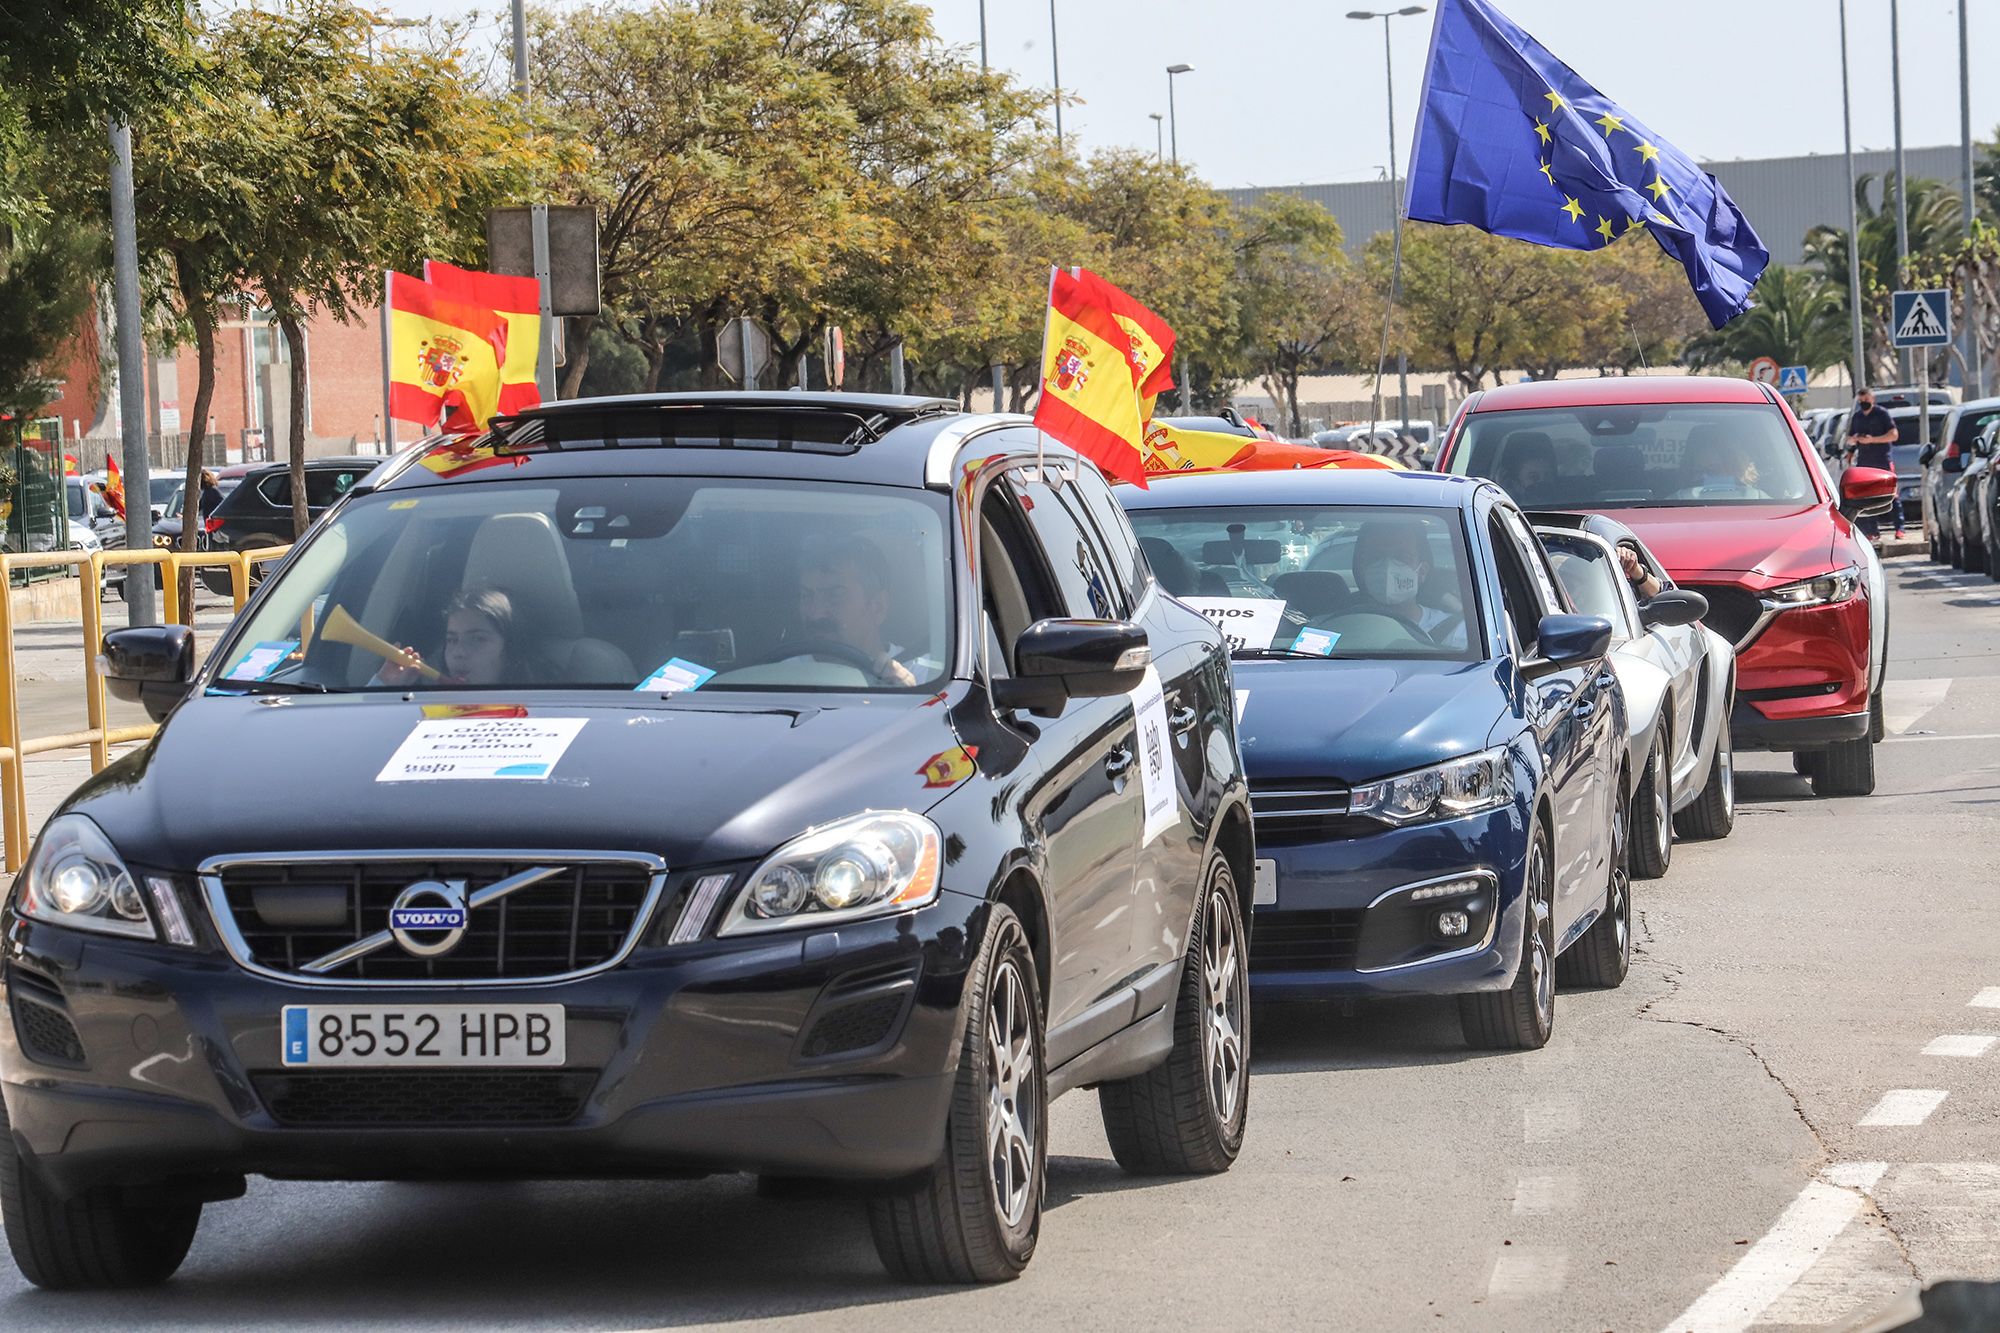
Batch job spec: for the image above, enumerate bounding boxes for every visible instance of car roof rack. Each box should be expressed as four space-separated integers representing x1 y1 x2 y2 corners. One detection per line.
485 392 961 457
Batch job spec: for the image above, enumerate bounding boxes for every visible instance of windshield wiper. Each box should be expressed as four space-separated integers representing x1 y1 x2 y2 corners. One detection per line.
209 677 331 695
1233 647 1339 661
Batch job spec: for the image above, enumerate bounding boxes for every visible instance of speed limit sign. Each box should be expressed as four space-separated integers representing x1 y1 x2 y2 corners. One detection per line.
1747 357 1780 386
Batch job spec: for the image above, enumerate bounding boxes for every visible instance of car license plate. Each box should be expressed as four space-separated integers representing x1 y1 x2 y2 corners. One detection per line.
1253 859 1278 907
280 1004 564 1068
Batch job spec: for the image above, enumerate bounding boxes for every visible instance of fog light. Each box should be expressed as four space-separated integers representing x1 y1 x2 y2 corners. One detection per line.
1436 910 1471 938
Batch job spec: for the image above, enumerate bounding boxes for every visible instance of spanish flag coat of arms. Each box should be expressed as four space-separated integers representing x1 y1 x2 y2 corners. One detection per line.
385 271 510 433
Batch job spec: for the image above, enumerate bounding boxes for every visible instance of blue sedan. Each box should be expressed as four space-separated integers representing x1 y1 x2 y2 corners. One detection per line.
1120 470 1628 1050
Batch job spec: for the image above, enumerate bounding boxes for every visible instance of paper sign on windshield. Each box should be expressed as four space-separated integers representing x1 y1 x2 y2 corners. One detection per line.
1182 597 1287 652
224 641 298 681
635 658 715 694
376 717 587 783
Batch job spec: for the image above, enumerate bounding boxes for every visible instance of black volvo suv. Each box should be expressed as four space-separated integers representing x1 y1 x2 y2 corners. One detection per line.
1 393 1253 1287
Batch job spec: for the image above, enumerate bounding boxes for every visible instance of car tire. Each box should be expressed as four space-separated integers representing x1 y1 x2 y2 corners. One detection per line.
0 1099 200 1290
1099 856 1249 1177
1677 723 1736 840
867 903 1044 1284
1628 732 1671 879
1459 823 1555 1051
1811 733 1877 798
1558 791 1632 990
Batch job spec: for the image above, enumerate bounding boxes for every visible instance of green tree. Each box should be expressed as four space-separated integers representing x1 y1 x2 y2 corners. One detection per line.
1803 172 1965 382
1684 264 1850 376
1231 197 1364 435
0 226 102 425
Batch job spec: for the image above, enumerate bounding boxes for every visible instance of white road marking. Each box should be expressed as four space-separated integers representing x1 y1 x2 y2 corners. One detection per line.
1511 1173 1580 1215
1659 1162 1886 1333
1970 988 2000 1009
1486 1248 1569 1298
1885 732 2000 744
1856 1089 1949 1127
1523 1101 1581 1144
1922 1034 1996 1058
1879 678 1953 736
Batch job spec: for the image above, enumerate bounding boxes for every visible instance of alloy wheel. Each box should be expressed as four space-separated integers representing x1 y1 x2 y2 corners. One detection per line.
985 959 1039 1229
1528 841 1554 1031
1201 887 1246 1126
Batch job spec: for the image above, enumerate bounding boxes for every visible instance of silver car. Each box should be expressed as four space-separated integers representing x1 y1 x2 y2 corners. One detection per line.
1536 518 1738 879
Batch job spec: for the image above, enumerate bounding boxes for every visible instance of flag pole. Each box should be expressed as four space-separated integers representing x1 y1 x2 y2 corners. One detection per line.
1035 265 1058 478
379 270 396 455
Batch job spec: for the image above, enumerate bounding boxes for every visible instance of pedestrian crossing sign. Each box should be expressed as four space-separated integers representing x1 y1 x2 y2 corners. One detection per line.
1891 290 1951 348
1777 365 1809 395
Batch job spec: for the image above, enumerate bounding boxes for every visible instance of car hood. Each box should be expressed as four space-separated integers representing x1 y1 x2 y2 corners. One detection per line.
69 689 970 871
1234 658 1508 785
1594 502 1836 581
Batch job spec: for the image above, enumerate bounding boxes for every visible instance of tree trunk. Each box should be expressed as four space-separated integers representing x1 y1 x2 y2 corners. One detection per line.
173 248 216 626
559 314 595 399
273 299 310 539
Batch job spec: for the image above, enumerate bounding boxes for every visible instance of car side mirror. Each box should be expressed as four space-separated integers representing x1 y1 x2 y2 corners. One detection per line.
1919 443 1938 467
1639 589 1708 630
991 619 1149 717
1532 613 1612 671
1838 465 1897 520
100 625 196 723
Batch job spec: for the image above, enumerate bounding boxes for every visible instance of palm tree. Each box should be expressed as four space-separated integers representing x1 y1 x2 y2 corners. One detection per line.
1802 172 1965 381
1685 264 1850 375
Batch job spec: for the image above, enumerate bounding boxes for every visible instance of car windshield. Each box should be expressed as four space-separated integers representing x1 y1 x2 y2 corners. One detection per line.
1125 503 1480 661
149 477 180 505
213 476 954 694
1449 402 1817 509
1538 533 1629 634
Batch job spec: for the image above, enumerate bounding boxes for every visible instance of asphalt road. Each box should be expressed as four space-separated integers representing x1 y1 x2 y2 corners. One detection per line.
4 553 1996 1331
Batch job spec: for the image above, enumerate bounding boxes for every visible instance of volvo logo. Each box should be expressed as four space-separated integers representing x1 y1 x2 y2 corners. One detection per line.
388 879 470 957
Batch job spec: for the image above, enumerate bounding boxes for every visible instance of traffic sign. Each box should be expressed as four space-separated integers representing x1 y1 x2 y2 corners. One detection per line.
1747 357 1780 385
1891 289 1951 348
718 316 772 388
1777 365 1809 395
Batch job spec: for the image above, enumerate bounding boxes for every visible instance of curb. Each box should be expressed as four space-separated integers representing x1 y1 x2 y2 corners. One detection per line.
1876 539 1928 558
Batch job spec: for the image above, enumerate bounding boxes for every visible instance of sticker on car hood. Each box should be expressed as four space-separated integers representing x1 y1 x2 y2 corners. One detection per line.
376 717 587 783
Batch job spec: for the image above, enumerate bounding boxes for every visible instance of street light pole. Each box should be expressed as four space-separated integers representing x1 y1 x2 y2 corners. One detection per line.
1958 0 1983 398
1839 0 1866 393
1349 7 1426 431
1150 113 1164 163
510 0 558 403
1049 0 1063 152
978 0 988 70
107 118 155 626
1891 0 1910 386
1166 65 1192 166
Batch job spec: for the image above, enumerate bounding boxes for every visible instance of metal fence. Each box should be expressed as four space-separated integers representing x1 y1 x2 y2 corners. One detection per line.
67 434 229 473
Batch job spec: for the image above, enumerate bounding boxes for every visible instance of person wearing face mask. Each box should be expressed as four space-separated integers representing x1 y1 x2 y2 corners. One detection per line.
1351 518 1462 646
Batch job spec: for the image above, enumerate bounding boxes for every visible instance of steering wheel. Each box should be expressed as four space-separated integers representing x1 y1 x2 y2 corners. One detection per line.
1342 608 1432 640
744 637 880 676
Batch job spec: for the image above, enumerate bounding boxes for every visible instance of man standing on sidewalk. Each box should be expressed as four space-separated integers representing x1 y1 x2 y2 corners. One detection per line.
1845 387 1903 539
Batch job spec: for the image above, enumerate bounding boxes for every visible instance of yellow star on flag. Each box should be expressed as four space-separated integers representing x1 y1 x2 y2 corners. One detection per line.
1594 113 1626 136
1651 210 1673 225
1647 175 1673 201
1533 118 1552 144
1538 160 1555 184
1595 216 1616 241
1634 141 1660 162
1545 90 1569 111
1626 216 1647 234
1561 195 1585 222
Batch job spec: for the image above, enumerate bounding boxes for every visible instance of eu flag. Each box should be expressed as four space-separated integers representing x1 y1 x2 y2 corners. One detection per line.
1403 0 1768 328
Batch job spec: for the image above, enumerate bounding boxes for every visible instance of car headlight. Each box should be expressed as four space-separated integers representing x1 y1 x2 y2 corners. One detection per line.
13 814 155 940
718 811 941 936
1349 746 1514 827
1763 565 1862 610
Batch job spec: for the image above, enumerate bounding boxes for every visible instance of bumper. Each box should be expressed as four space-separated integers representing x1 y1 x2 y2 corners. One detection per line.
1731 595 1872 751
1248 802 1528 1001
1 893 986 1197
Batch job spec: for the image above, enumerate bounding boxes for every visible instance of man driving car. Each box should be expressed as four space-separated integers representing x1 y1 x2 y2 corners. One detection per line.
793 536 931 686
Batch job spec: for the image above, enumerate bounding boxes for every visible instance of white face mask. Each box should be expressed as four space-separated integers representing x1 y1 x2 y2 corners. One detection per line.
1360 556 1421 605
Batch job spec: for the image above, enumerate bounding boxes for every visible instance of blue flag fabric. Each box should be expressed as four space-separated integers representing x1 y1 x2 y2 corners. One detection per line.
1403 0 1768 328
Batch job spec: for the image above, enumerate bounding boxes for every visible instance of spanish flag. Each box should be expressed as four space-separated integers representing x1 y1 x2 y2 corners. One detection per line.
423 261 543 415
1141 420 1255 474
1034 268 1167 488
385 271 509 433
102 454 126 519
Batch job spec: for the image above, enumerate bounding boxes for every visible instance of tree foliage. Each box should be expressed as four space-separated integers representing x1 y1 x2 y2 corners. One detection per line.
1685 264 1851 377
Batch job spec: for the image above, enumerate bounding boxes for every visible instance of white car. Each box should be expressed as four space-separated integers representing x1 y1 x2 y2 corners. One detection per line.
1536 517 1738 879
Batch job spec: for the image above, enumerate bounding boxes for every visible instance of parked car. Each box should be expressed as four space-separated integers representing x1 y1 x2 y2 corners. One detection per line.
1438 376 1896 798
149 456 381 596
1119 468 1626 1050
1921 397 2000 569
5 393 1253 1288
1966 420 2000 580
1531 515 1737 877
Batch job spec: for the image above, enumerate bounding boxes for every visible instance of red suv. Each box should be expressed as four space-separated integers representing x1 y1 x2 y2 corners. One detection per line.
1437 377 1896 796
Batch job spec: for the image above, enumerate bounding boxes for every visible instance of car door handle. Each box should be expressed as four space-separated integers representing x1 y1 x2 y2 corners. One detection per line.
1596 670 1616 688
1169 704 1198 733
1573 699 1598 721
1105 748 1135 783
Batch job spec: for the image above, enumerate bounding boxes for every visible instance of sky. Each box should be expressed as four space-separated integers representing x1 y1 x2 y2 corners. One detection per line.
386 0 1997 191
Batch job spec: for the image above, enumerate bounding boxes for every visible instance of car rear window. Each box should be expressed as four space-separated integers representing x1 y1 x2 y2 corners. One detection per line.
1449 402 1817 509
